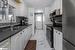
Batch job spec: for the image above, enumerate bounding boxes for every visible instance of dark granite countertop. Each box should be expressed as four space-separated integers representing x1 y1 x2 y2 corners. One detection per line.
46 24 62 32
0 23 20 28
53 27 62 32
45 24 53 27
0 24 32 43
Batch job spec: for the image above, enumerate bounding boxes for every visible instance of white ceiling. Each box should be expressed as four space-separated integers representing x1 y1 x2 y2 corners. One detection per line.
24 0 55 8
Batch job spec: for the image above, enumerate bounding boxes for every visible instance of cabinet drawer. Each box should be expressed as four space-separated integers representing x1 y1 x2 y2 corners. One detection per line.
54 29 62 38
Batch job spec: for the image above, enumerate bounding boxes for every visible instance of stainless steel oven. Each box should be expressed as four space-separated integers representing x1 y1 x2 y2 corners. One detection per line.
46 25 54 48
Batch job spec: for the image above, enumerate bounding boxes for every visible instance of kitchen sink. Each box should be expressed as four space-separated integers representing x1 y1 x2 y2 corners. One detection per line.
12 26 21 31
0 26 20 32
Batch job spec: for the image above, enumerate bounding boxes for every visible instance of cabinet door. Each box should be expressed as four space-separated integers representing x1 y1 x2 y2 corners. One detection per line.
0 38 11 50
24 28 29 47
11 32 22 50
21 26 32 50
54 29 63 50
24 26 32 49
21 29 27 50
21 28 30 50
26 27 31 41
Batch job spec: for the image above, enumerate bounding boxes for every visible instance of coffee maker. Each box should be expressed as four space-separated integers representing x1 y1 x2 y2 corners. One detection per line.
16 16 28 26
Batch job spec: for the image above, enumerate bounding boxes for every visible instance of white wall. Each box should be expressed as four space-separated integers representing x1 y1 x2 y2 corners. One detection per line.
27 8 47 35
27 8 35 35
15 1 28 16
8 0 28 16
28 0 62 24
27 8 34 24
27 0 62 35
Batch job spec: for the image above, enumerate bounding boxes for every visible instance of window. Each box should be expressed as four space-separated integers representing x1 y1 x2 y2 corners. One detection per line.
36 15 42 21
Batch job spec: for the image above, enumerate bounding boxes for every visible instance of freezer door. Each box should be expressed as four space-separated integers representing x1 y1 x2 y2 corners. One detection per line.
63 39 75 50
63 0 75 49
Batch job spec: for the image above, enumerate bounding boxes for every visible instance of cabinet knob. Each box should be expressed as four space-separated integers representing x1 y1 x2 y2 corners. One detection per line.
56 31 57 33
20 33 22 34
58 33 60 35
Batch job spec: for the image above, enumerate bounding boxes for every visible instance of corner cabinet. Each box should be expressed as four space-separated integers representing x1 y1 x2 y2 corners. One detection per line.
11 26 32 50
54 29 63 50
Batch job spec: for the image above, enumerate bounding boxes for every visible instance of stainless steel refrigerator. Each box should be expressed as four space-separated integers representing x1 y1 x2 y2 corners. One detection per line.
63 0 75 50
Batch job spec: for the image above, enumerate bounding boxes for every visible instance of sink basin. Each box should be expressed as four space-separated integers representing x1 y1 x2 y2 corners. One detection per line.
13 26 21 30
0 25 22 32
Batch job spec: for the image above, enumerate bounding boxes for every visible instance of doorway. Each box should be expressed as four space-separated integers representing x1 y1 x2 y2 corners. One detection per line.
34 13 43 30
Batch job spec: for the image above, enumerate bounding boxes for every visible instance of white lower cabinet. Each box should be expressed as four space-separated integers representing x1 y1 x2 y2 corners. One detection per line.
54 29 63 50
21 29 28 50
23 26 32 49
0 26 32 50
11 26 32 50
11 31 22 50
0 38 11 50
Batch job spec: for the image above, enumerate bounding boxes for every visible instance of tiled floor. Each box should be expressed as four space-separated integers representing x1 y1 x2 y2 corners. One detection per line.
30 30 52 50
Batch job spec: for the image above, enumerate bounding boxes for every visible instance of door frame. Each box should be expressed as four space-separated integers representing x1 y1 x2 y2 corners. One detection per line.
34 13 43 30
